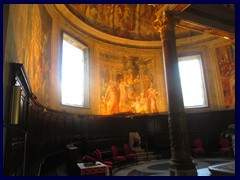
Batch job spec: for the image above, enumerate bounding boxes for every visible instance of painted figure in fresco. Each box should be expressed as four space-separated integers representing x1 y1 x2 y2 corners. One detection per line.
101 80 108 98
125 69 135 99
85 5 100 24
122 5 133 30
217 46 235 108
114 5 123 29
133 96 142 113
134 96 146 114
147 83 159 113
140 92 148 113
139 4 151 37
221 76 234 108
100 80 108 114
85 5 91 20
134 74 141 95
143 74 151 96
102 4 111 26
100 96 107 115
105 80 119 114
119 77 129 112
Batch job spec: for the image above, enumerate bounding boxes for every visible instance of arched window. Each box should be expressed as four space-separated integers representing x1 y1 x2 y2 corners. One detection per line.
61 33 89 108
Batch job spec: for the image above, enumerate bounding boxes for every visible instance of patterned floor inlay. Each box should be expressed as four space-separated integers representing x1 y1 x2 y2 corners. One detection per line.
113 158 233 176
148 163 171 170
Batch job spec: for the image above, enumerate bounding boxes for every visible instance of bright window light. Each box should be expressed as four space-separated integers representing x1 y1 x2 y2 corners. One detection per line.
178 55 208 108
61 37 84 107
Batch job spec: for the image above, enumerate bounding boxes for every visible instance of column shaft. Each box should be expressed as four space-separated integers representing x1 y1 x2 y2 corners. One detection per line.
154 10 197 176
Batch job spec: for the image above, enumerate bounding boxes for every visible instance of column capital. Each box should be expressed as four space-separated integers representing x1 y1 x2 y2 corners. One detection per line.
153 10 180 33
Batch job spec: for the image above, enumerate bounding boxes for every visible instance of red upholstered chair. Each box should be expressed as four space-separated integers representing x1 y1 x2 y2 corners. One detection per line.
193 138 205 157
220 138 231 156
111 145 126 168
123 144 137 164
94 149 113 175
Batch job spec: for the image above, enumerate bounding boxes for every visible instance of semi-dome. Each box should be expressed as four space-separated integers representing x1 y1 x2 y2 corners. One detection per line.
64 4 234 42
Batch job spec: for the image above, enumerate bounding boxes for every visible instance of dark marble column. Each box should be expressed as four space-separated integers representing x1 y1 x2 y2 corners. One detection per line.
154 10 197 176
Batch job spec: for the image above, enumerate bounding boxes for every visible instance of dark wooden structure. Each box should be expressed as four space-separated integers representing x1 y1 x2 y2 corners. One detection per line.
3 63 235 176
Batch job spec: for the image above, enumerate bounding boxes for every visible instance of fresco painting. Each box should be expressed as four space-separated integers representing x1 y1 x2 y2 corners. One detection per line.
6 4 235 115
139 4 159 39
99 53 160 115
11 5 52 106
67 4 160 40
215 45 235 108
28 5 52 106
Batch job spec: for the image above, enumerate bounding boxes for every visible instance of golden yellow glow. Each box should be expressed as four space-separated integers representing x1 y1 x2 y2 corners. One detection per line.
223 36 230 40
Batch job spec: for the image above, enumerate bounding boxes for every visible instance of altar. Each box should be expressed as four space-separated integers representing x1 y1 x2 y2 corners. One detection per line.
77 161 109 176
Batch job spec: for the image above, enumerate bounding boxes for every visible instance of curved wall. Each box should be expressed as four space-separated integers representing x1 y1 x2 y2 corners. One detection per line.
4 4 235 115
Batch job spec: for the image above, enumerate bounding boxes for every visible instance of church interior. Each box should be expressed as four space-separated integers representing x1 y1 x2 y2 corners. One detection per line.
3 4 235 176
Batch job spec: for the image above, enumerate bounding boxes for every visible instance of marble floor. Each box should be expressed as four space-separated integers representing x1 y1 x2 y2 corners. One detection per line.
54 157 234 176
112 157 234 176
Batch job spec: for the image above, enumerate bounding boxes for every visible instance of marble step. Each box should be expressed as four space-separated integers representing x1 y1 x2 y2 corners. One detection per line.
137 154 161 161
133 148 145 153
135 151 161 161
136 151 155 156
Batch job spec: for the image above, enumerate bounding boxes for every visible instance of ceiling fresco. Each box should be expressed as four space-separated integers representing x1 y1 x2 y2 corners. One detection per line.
66 4 201 41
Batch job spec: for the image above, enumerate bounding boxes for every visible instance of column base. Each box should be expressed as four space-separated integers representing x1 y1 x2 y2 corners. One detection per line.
169 167 197 176
169 157 198 176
